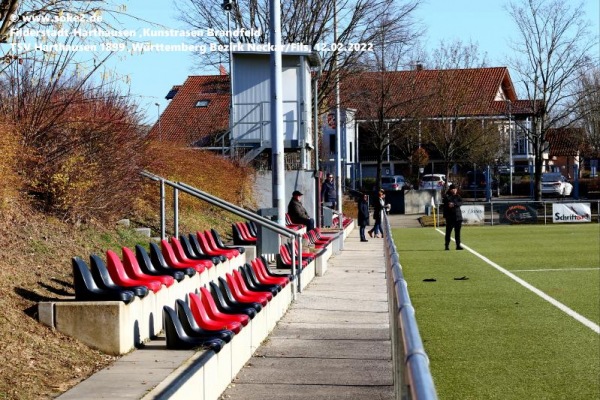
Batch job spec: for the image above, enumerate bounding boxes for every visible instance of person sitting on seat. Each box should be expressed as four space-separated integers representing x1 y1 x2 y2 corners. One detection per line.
287 190 315 231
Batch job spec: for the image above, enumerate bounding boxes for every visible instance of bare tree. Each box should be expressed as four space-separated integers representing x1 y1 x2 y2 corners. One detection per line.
0 0 149 221
577 67 600 160
177 0 421 104
428 38 488 70
418 40 495 183
348 71 422 188
506 0 597 200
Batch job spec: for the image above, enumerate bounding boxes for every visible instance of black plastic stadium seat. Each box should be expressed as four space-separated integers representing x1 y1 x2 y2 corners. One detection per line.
163 306 225 352
149 242 196 278
174 299 234 343
89 254 149 298
135 245 186 282
72 257 135 304
208 281 258 319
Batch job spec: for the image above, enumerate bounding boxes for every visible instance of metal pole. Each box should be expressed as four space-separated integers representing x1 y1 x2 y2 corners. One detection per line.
270 0 285 226
314 73 321 228
160 179 166 240
173 188 179 239
226 7 235 148
574 164 580 200
508 100 513 195
291 238 297 299
297 237 303 293
334 0 342 218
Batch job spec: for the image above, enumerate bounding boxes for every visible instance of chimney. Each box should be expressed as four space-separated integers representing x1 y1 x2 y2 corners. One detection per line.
219 64 228 75
416 63 423 71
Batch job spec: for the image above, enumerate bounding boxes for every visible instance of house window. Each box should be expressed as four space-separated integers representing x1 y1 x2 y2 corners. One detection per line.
329 134 336 154
349 142 353 162
195 99 210 107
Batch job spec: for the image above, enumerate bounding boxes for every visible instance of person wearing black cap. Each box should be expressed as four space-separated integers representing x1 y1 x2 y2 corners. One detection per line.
288 190 315 231
443 184 463 250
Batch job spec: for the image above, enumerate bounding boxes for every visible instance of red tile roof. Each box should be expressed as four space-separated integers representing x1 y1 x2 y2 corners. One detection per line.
339 67 526 119
149 67 535 146
148 75 230 145
546 127 586 156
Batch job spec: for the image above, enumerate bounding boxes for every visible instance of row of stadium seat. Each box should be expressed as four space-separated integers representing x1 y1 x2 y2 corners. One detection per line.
163 258 292 350
72 229 247 303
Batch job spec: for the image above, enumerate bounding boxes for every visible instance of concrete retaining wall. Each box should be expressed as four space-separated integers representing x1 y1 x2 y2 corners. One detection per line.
38 252 247 355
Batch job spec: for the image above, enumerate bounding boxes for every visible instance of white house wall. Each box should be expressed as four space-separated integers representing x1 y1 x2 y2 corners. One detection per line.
232 53 311 147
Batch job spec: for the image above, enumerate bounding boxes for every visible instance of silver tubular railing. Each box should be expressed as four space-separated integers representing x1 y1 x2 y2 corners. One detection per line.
382 211 438 400
141 170 304 294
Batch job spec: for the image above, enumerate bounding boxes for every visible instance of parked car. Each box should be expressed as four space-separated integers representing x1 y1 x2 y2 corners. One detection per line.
461 170 500 198
381 175 410 191
541 173 573 196
419 174 448 190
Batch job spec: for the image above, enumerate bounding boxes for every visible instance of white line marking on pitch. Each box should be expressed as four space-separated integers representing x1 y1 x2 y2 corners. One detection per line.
512 268 600 272
436 229 600 334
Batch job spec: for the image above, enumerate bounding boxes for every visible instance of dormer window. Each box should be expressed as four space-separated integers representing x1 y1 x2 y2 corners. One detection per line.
195 99 210 107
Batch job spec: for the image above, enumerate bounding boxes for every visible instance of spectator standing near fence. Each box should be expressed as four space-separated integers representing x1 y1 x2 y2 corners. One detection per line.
288 190 315 231
357 193 370 242
443 184 463 250
368 190 385 238
321 173 337 210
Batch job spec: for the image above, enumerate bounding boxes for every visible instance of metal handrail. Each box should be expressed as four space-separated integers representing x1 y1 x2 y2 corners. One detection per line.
382 210 438 400
140 170 304 294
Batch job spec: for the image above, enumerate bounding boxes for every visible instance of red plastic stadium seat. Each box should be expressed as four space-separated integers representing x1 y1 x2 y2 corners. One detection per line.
225 272 269 306
161 239 206 274
199 287 249 326
196 232 237 260
122 247 174 287
188 292 242 334
106 250 163 293
170 237 214 269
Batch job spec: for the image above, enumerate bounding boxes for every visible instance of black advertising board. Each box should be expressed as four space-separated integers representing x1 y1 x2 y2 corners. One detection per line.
499 203 538 224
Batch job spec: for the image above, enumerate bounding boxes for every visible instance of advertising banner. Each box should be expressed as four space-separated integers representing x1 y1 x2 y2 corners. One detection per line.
461 205 485 225
499 203 538 224
552 203 592 223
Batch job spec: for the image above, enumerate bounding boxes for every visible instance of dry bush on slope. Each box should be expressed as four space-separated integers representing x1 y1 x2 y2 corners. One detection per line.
0 204 124 399
0 121 21 209
139 141 257 235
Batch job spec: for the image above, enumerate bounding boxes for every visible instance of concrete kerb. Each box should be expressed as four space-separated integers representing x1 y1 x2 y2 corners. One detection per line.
39 251 248 355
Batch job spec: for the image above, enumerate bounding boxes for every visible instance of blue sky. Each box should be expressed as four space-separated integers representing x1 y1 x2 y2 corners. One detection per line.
111 0 599 122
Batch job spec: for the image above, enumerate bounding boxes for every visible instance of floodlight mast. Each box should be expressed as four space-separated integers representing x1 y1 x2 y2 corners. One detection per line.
221 0 235 151
269 0 285 226
334 0 343 227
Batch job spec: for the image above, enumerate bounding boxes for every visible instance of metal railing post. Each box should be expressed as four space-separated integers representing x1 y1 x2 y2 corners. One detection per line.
290 238 297 296
160 179 166 240
297 237 303 293
173 188 179 239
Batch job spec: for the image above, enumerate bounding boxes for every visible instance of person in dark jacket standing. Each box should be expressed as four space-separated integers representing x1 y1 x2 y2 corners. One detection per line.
288 190 315 231
321 173 337 210
443 184 463 250
357 193 370 242
368 190 385 238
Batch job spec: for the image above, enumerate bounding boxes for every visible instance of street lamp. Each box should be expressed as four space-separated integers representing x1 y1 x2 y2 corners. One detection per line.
221 0 235 150
155 103 161 141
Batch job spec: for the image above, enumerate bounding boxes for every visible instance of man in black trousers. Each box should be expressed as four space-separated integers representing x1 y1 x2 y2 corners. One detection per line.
443 184 463 250
288 190 315 231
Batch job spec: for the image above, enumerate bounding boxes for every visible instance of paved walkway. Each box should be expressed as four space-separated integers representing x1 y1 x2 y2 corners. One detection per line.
58 213 422 400
221 227 393 400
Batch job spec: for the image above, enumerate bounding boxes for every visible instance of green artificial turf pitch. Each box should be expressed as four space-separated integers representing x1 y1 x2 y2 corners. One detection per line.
392 223 600 400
